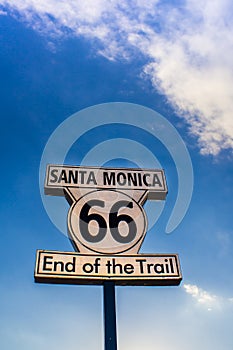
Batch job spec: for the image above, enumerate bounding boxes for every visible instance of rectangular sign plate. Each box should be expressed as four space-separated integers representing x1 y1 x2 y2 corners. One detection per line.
35 250 182 286
44 165 167 200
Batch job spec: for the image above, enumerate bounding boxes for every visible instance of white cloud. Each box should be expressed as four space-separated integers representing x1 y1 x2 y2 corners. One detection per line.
183 284 217 308
1 0 233 155
183 283 233 311
216 231 231 257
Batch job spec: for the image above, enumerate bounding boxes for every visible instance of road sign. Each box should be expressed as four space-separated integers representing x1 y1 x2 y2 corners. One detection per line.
35 164 182 284
43 165 167 254
35 250 182 286
36 163 182 350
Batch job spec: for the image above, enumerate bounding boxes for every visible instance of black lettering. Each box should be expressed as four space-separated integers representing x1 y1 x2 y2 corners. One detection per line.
54 261 64 272
127 173 137 186
93 258 101 273
65 257 76 272
164 259 170 273
68 170 78 184
147 263 154 273
106 260 112 273
112 259 123 274
153 174 162 187
117 173 126 186
79 171 87 184
154 263 165 274
103 172 115 186
138 173 142 186
124 264 134 274
43 256 53 271
50 169 58 183
58 170 67 183
143 173 152 187
82 263 93 273
87 171 97 185
169 258 174 273
136 259 146 273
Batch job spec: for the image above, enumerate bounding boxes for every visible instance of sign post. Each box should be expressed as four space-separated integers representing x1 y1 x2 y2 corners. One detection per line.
104 281 117 350
35 164 182 349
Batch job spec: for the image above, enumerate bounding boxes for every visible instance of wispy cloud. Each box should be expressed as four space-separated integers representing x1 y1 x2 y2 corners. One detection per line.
1 0 233 155
183 283 233 311
216 231 231 257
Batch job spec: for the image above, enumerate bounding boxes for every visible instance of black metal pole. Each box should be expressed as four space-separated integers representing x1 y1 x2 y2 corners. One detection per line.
103 281 117 350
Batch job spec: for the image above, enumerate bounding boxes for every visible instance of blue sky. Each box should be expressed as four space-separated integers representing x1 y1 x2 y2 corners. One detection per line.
0 1 233 349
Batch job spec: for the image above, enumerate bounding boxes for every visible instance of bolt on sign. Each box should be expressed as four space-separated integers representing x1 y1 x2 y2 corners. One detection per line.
34 165 182 286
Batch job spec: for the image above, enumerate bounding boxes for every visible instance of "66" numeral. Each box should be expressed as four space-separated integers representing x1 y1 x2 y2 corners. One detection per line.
80 199 137 244
68 190 147 254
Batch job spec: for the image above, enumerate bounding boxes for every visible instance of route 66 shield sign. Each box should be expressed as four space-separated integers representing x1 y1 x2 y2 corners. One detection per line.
44 164 167 254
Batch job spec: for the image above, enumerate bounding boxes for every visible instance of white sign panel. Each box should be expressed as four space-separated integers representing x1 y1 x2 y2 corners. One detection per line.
35 250 182 286
45 165 167 200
